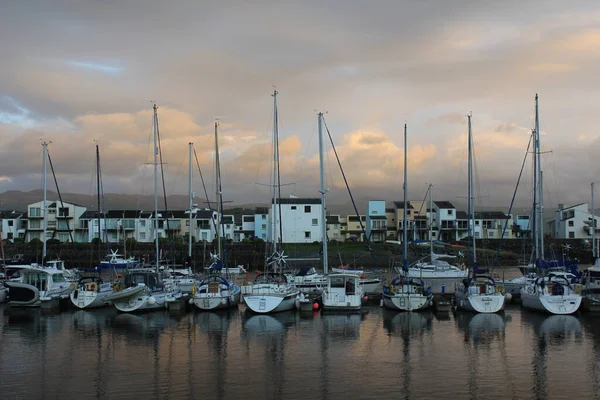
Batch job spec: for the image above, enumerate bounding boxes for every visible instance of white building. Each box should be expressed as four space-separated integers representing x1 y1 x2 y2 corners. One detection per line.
549 203 598 239
0 211 25 242
271 198 323 243
366 200 387 242
26 200 87 243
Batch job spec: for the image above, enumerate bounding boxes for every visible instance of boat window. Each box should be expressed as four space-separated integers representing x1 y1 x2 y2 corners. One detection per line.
131 274 147 285
330 277 345 288
53 273 66 282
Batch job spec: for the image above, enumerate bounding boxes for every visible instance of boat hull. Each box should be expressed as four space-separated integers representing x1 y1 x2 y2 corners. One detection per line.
243 292 298 313
455 291 505 313
0 287 7 303
382 292 432 312
360 278 381 294
70 289 112 309
521 291 582 314
193 288 241 311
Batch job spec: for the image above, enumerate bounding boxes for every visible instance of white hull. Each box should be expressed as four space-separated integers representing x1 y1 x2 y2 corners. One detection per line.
360 278 381 294
454 290 505 313
243 292 298 313
321 273 363 312
113 291 171 313
331 267 363 275
520 291 582 314
382 293 432 311
70 289 112 309
193 288 241 311
0 287 7 303
401 268 468 279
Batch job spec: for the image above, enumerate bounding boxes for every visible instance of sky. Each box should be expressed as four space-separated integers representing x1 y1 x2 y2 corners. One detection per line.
1 0 600 213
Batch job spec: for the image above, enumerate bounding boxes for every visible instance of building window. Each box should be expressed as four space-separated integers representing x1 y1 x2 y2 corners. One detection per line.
140 220 146 227
304 231 311 239
291 206 297 210
407 210 411 216
448 210 453 215
305 206 311 213
372 210 378 214
202 232 208 240
58 207 69 217
7 232 13 239
312 219 318 226
488 232 495 238
30 207 41 217
568 220 574 227
568 231 575 238
186 220 190 226
29 220 41 229
262 224 266 230
58 233 69 242
261 215 266 220
139 232 146 240
8 220 13 226
262 233 266 239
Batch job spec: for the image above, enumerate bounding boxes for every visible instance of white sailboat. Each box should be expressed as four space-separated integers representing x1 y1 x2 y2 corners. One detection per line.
242 90 300 314
106 104 181 312
454 113 505 313
193 123 241 311
71 144 116 309
520 95 582 314
383 123 432 312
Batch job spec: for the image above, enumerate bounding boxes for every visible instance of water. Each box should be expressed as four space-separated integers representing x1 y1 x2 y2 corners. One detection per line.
1 304 599 400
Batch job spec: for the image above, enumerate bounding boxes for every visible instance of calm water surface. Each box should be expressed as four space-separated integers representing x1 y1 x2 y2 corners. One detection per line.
1 303 599 400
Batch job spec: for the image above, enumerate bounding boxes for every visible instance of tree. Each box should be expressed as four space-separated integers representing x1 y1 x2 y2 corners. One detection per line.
29 238 43 246
91 237 102 245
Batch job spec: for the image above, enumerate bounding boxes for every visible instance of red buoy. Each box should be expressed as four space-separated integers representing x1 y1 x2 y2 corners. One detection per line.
363 296 369 301
312 302 319 310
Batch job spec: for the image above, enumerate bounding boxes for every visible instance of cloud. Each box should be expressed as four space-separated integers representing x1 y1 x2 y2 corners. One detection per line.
1 1 600 210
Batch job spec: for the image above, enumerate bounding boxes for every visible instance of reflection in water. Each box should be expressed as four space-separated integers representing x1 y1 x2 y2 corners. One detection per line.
3 305 600 399
382 310 433 399
524 313 582 400
242 311 298 399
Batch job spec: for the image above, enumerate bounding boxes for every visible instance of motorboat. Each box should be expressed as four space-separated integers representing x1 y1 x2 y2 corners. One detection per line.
4 266 73 307
321 273 363 312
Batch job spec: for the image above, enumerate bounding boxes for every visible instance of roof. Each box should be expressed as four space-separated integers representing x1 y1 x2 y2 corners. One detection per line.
434 201 455 209
243 215 255 222
273 198 321 205
560 203 587 211
0 211 25 218
393 201 414 209
474 211 508 219
455 211 468 220
222 215 234 224
385 208 395 213
348 215 366 222
255 207 269 214
369 215 387 220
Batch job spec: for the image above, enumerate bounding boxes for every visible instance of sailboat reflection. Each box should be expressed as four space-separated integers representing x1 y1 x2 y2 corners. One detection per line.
382 308 433 337
454 312 508 344
581 315 600 398
524 313 582 400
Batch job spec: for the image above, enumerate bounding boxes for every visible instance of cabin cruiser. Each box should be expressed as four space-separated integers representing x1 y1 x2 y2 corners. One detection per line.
105 269 181 313
321 273 363 312
286 267 328 294
98 250 139 270
4 266 73 307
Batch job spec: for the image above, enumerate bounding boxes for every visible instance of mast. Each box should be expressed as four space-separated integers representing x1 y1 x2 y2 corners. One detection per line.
468 113 476 265
271 90 279 257
215 122 222 260
593 182 596 259
402 123 408 271
153 104 159 273
536 94 544 261
532 94 540 262
96 143 102 264
188 142 193 260
318 112 328 274
42 141 48 265
429 183 433 257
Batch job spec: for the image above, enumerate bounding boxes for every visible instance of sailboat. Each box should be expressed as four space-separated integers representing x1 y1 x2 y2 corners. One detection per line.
520 95 582 314
106 104 182 312
242 90 300 314
192 123 241 311
319 112 364 312
454 113 505 313
70 144 116 309
4 142 74 308
382 124 433 312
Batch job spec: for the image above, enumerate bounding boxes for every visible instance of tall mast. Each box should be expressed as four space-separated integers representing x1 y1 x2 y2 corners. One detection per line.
153 104 159 273
188 142 193 260
318 112 328 274
593 182 596 259
468 113 476 265
42 141 48 265
536 94 544 261
271 90 279 255
402 123 408 271
429 184 433 257
215 121 222 260
96 143 102 263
